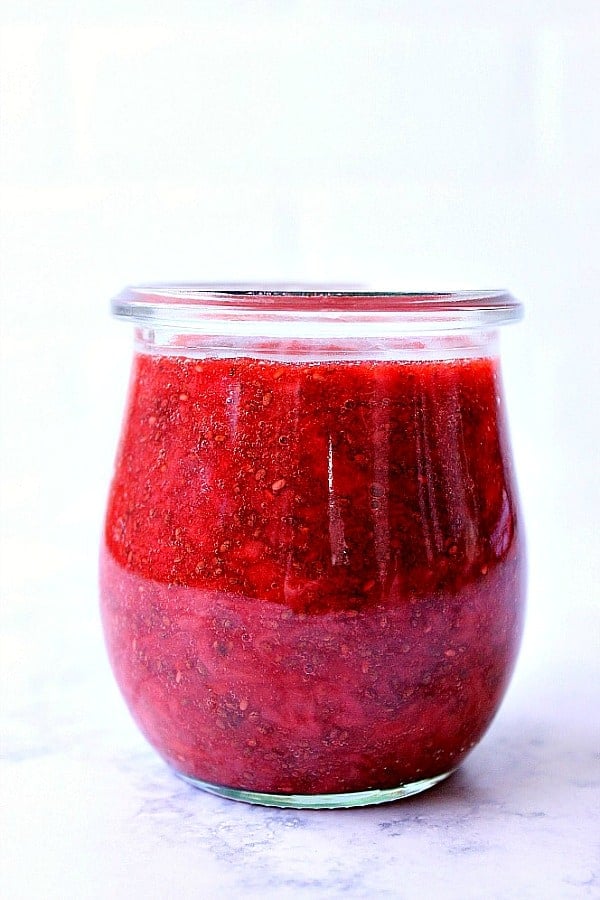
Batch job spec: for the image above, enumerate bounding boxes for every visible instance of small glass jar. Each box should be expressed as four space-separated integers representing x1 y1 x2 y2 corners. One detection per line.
100 285 526 808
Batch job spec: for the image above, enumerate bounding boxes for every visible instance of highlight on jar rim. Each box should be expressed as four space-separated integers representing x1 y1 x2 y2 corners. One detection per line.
100 283 526 808
111 284 523 333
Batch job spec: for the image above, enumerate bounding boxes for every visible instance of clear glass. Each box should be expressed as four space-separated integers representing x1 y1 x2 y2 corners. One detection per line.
100 286 526 808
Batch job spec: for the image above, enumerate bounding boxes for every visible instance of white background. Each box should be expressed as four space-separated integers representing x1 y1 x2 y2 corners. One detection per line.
1 2 599 898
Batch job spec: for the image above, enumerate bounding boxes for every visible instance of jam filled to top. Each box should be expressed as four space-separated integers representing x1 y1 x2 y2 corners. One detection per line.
100 351 524 795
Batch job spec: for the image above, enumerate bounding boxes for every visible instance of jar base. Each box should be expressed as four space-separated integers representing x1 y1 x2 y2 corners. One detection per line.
176 769 454 809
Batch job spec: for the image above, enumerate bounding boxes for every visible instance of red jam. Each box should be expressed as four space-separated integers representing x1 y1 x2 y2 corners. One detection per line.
100 352 525 796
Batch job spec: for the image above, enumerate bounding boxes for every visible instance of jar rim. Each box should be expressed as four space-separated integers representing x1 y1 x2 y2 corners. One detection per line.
112 283 523 334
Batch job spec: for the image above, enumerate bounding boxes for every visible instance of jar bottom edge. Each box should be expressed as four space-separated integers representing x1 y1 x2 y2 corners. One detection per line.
175 768 455 809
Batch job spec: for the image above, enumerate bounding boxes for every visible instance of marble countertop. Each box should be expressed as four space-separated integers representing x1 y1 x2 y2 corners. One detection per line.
2 544 598 900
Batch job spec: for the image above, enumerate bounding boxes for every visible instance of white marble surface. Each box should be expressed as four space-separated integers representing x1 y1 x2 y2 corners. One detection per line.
2 3 600 894
2 531 598 900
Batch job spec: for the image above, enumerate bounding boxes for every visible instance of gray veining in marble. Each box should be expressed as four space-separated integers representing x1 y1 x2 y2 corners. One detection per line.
1 561 599 900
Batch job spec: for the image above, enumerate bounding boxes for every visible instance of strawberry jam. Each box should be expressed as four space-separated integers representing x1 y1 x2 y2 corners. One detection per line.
100 348 525 801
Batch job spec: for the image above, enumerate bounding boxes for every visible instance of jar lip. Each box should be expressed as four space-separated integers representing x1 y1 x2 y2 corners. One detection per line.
112 283 523 333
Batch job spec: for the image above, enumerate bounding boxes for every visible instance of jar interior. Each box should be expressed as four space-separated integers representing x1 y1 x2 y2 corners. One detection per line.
135 326 500 362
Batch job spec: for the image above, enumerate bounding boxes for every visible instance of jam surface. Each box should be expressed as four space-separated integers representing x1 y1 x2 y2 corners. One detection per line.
100 352 525 795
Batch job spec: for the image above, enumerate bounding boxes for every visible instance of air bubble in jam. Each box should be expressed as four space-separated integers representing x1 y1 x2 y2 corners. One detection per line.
100 352 525 797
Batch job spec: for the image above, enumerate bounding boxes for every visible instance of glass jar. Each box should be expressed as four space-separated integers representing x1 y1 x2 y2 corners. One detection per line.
100 285 526 808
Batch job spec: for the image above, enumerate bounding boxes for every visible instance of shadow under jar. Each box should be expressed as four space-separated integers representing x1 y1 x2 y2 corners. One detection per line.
100 286 526 808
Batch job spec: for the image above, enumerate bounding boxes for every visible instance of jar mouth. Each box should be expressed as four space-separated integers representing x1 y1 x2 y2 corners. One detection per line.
112 283 522 335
